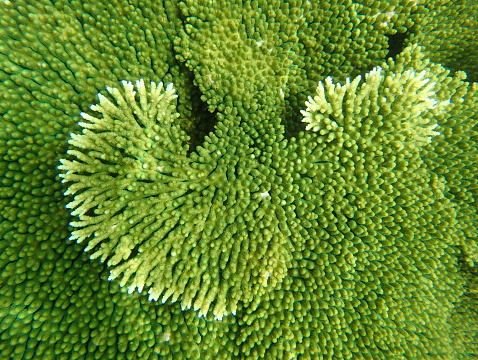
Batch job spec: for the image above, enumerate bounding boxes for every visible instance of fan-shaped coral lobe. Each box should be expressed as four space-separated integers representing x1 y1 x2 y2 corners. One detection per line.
301 66 444 147
59 79 293 320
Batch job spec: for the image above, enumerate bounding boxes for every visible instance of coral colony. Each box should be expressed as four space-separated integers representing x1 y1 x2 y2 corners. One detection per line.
1 1 477 359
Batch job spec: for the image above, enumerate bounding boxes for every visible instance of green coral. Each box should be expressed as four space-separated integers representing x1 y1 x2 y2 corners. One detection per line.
408 0 478 82
58 79 293 320
1 1 477 360
301 66 442 144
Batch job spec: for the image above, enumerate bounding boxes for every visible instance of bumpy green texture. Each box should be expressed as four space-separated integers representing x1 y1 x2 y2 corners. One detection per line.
58 79 293 321
1 1 477 360
408 0 478 82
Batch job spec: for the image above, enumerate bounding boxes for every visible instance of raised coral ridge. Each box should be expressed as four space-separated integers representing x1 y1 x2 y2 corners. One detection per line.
301 67 444 145
59 79 292 321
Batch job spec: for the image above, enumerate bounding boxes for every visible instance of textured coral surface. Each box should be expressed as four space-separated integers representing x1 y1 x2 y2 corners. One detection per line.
0 1 477 359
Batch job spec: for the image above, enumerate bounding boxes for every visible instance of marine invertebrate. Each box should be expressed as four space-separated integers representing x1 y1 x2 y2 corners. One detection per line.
58 79 293 321
1 1 477 359
301 67 442 144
